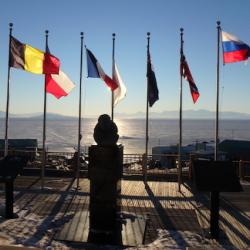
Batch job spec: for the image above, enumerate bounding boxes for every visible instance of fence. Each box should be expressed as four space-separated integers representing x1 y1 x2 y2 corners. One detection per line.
1 150 250 181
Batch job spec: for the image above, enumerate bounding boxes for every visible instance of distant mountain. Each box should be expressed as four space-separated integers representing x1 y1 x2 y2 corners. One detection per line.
30 113 77 120
0 111 76 120
0 111 43 118
1 109 250 119
115 109 250 119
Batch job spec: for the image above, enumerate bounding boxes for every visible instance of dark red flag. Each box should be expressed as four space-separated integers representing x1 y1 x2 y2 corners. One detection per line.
180 55 200 103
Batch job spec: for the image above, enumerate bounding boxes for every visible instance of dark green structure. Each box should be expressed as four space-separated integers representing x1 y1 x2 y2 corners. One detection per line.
0 139 38 158
219 139 250 160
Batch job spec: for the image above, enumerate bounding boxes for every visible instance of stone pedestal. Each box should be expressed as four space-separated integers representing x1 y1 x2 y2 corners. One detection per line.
88 144 123 244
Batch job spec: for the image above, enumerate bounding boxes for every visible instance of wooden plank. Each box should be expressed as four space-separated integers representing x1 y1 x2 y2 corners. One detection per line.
55 196 79 241
134 215 146 244
64 196 83 241
121 213 146 246
219 209 250 249
122 214 136 246
80 210 89 242
55 210 146 246
74 197 89 242
68 210 89 242
50 178 250 249
0 246 40 250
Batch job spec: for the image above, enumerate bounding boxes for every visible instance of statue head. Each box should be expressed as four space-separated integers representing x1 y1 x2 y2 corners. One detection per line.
94 114 119 146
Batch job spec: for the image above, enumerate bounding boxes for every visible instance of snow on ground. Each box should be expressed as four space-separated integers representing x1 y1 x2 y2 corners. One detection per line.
0 205 237 250
127 229 238 250
0 194 71 249
0 191 244 250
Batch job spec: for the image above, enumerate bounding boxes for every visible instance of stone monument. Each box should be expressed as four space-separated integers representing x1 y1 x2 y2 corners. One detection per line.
88 114 123 244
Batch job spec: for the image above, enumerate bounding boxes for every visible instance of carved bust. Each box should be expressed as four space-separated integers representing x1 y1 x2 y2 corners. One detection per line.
94 114 119 146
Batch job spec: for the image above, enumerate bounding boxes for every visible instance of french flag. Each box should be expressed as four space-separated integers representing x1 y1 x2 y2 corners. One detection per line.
222 31 250 64
86 48 118 91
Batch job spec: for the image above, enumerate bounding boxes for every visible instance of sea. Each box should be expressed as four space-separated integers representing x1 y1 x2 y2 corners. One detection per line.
1 118 250 154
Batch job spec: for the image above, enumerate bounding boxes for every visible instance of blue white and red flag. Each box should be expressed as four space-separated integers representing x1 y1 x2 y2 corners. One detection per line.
86 48 118 91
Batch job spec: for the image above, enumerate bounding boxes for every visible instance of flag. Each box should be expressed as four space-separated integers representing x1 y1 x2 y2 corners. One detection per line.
44 45 74 99
221 31 250 63
180 55 200 103
45 70 75 99
113 63 126 105
86 48 118 91
9 36 60 74
147 51 159 107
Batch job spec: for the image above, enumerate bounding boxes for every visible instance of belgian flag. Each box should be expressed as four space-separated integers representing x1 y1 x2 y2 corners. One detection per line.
9 36 60 74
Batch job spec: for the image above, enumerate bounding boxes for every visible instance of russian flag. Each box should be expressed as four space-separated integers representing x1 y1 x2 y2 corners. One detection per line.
222 31 250 64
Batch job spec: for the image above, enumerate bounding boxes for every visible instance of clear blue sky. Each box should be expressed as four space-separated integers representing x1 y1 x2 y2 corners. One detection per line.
0 0 250 117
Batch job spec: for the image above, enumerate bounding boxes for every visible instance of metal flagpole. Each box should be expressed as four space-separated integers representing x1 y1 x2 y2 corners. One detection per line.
210 21 221 239
178 28 184 192
41 30 49 189
215 21 221 161
111 33 115 121
76 32 84 188
144 32 150 184
4 23 13 157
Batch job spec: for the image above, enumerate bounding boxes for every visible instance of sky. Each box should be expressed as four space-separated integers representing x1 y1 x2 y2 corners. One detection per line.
0 0 250 118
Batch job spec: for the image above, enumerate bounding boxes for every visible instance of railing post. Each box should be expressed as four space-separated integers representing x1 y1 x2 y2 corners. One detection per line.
5 178 14 218
189 154 194 181
239 159 244 180
43 150 47 177
210 190 220 239
142 153 147 183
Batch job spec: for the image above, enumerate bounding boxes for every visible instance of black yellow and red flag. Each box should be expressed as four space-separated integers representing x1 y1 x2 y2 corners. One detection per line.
9 36 60 74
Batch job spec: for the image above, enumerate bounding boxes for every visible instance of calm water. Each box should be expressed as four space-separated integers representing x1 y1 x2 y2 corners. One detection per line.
1 118 250 154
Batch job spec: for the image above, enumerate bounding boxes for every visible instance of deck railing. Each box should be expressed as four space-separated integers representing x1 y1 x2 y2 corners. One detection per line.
1 150 250 180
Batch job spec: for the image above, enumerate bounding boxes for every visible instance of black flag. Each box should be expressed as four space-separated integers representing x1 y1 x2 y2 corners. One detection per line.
147 51 159 107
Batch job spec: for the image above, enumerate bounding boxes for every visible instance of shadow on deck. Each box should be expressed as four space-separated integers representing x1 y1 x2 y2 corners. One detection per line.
0 176 249 249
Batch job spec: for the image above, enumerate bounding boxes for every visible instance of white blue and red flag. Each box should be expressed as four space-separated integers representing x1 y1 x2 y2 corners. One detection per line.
222 31 250 64
86 48 118 91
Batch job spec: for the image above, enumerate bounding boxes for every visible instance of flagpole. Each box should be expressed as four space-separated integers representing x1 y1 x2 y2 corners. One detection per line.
215 21 221 161
111 33 115 121
178 28 184 192
4 23 13 157
144 32 150 183
41 30 49 189
76 32 84 188
210 21 221 239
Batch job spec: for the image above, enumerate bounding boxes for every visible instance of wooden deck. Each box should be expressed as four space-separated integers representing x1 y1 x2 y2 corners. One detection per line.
0 176 249 249
194 181 250 249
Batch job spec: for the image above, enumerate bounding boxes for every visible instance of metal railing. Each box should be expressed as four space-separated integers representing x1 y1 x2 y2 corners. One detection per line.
1 149 250 181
